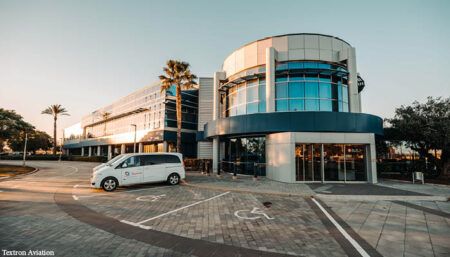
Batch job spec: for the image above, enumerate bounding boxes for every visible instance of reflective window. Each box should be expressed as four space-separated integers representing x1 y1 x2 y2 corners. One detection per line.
320 100 333 111
305 82 319 98
305 99 319 111
289 82 304 98
289 99 304 111
276 100 288 111
247 102 258 114
319 83 332 99
276 83 288 98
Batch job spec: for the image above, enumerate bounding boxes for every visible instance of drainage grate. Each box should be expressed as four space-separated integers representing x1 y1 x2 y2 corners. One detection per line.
263 201 272 208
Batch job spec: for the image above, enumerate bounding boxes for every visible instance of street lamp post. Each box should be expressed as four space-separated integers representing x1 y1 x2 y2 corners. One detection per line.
131 124 137 153
22 133 28 167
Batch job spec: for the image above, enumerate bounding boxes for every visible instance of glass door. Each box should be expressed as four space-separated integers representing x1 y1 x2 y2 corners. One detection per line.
296 144 322 181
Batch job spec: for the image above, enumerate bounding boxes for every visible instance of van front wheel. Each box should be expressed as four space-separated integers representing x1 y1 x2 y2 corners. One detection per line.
167 173 180 185
101 177 118 192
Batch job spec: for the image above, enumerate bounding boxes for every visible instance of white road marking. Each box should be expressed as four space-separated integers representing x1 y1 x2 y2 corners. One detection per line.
234 207 274 220
311 198 370 257
72 195 79 200
136 194 166 202
121 191 230 228
121 220 152 230
63 166 79 176
73 186 170 199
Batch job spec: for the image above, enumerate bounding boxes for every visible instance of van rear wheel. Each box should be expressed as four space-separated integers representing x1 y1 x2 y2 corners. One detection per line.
101 177 118 192
167 173 180 185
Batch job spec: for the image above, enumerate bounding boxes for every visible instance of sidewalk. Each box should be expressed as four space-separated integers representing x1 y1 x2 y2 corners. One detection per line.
184 172 450 201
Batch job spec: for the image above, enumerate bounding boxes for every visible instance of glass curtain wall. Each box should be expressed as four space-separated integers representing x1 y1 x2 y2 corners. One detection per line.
223 137 266 175
226 78 266 117
296 143 367 182
275 61 349 112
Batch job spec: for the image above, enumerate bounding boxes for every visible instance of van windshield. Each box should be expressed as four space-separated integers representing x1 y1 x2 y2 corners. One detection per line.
106 155 125 166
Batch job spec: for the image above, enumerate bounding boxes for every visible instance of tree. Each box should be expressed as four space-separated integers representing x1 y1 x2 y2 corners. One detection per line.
100 111 110 136
41 104 69 155
9 130 52 154
0 108 34 151
159 60 197 153
386 97 450 177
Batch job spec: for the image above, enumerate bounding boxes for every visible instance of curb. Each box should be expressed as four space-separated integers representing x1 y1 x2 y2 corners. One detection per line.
0 166 39 182
316 193 449 202
380 178 450 188
181 181 314 197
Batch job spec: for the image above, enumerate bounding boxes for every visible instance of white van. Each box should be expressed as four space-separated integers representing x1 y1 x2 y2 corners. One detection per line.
91 153 185 191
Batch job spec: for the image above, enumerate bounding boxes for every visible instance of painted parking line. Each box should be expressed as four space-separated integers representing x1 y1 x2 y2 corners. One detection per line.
311 198 370 257
121 191 230 229
72 185 171 200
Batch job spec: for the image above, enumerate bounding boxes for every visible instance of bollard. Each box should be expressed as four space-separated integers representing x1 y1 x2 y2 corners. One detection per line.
253 163 258 181
232 162 238 180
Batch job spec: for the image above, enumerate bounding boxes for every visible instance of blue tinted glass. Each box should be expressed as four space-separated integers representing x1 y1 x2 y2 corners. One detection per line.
338 101 343 112
259 101 266 113
342 86 349 102
288 62 303 69
276 63 288 71
303 62 318 69
343 102 349 112
276 83 288 98
305 100 319 111
275 76 288 82
338 85 343 100
247 102 258 114
247 85 258 102
289 82 304 98
305 75 318 81
289 99 304 111
319 83 332 98
259 78 266 85
319 76 331 83
276 100 288 112
318 63 331 69
259 101 266 112
305 82 319 98
289 74 303 81
259 84 265 100
237 87 246 103
320 100 333 111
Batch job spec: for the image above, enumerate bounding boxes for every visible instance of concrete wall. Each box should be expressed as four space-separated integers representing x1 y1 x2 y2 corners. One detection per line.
197 77 214 159
266 132 377 183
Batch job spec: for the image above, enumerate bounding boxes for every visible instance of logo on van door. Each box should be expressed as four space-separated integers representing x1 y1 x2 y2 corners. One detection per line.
125 171 130 176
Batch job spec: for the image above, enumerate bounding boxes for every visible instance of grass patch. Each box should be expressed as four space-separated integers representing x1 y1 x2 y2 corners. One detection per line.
0 164 35 178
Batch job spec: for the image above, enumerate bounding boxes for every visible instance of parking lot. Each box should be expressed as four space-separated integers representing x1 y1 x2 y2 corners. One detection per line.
0 161 449 257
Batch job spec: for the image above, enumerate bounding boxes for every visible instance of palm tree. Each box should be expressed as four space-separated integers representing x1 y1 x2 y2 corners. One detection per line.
101 111 111 136
159 60 197 153
41 104 69 155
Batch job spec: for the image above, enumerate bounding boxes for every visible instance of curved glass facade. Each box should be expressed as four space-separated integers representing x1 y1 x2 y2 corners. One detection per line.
275 61 349 113
224 61 349 117
225 78 266 117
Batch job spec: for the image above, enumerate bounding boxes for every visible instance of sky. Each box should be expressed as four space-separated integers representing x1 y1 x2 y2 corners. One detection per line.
0 0 449 137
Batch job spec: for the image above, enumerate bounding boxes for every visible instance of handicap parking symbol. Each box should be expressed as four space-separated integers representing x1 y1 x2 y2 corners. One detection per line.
234 207 274 220
136 194 166 202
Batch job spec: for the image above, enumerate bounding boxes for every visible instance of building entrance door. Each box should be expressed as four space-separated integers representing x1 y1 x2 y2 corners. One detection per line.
295 144 322 181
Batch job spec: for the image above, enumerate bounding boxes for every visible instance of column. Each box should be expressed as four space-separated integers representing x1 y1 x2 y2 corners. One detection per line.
138 143 143 153
368 137 378 184
66 149 70 156
265 47 276 112
88 146 92 157
97 146 101 156
347 47 360 113
107 145 112 160
120 144 125 154
163 141 168 152
212 71 226 173
81 147 84 156
212 137 219 174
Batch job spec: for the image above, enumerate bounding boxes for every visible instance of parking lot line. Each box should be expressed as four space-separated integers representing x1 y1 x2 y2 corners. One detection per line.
311 198 370 257
121 191 230 228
